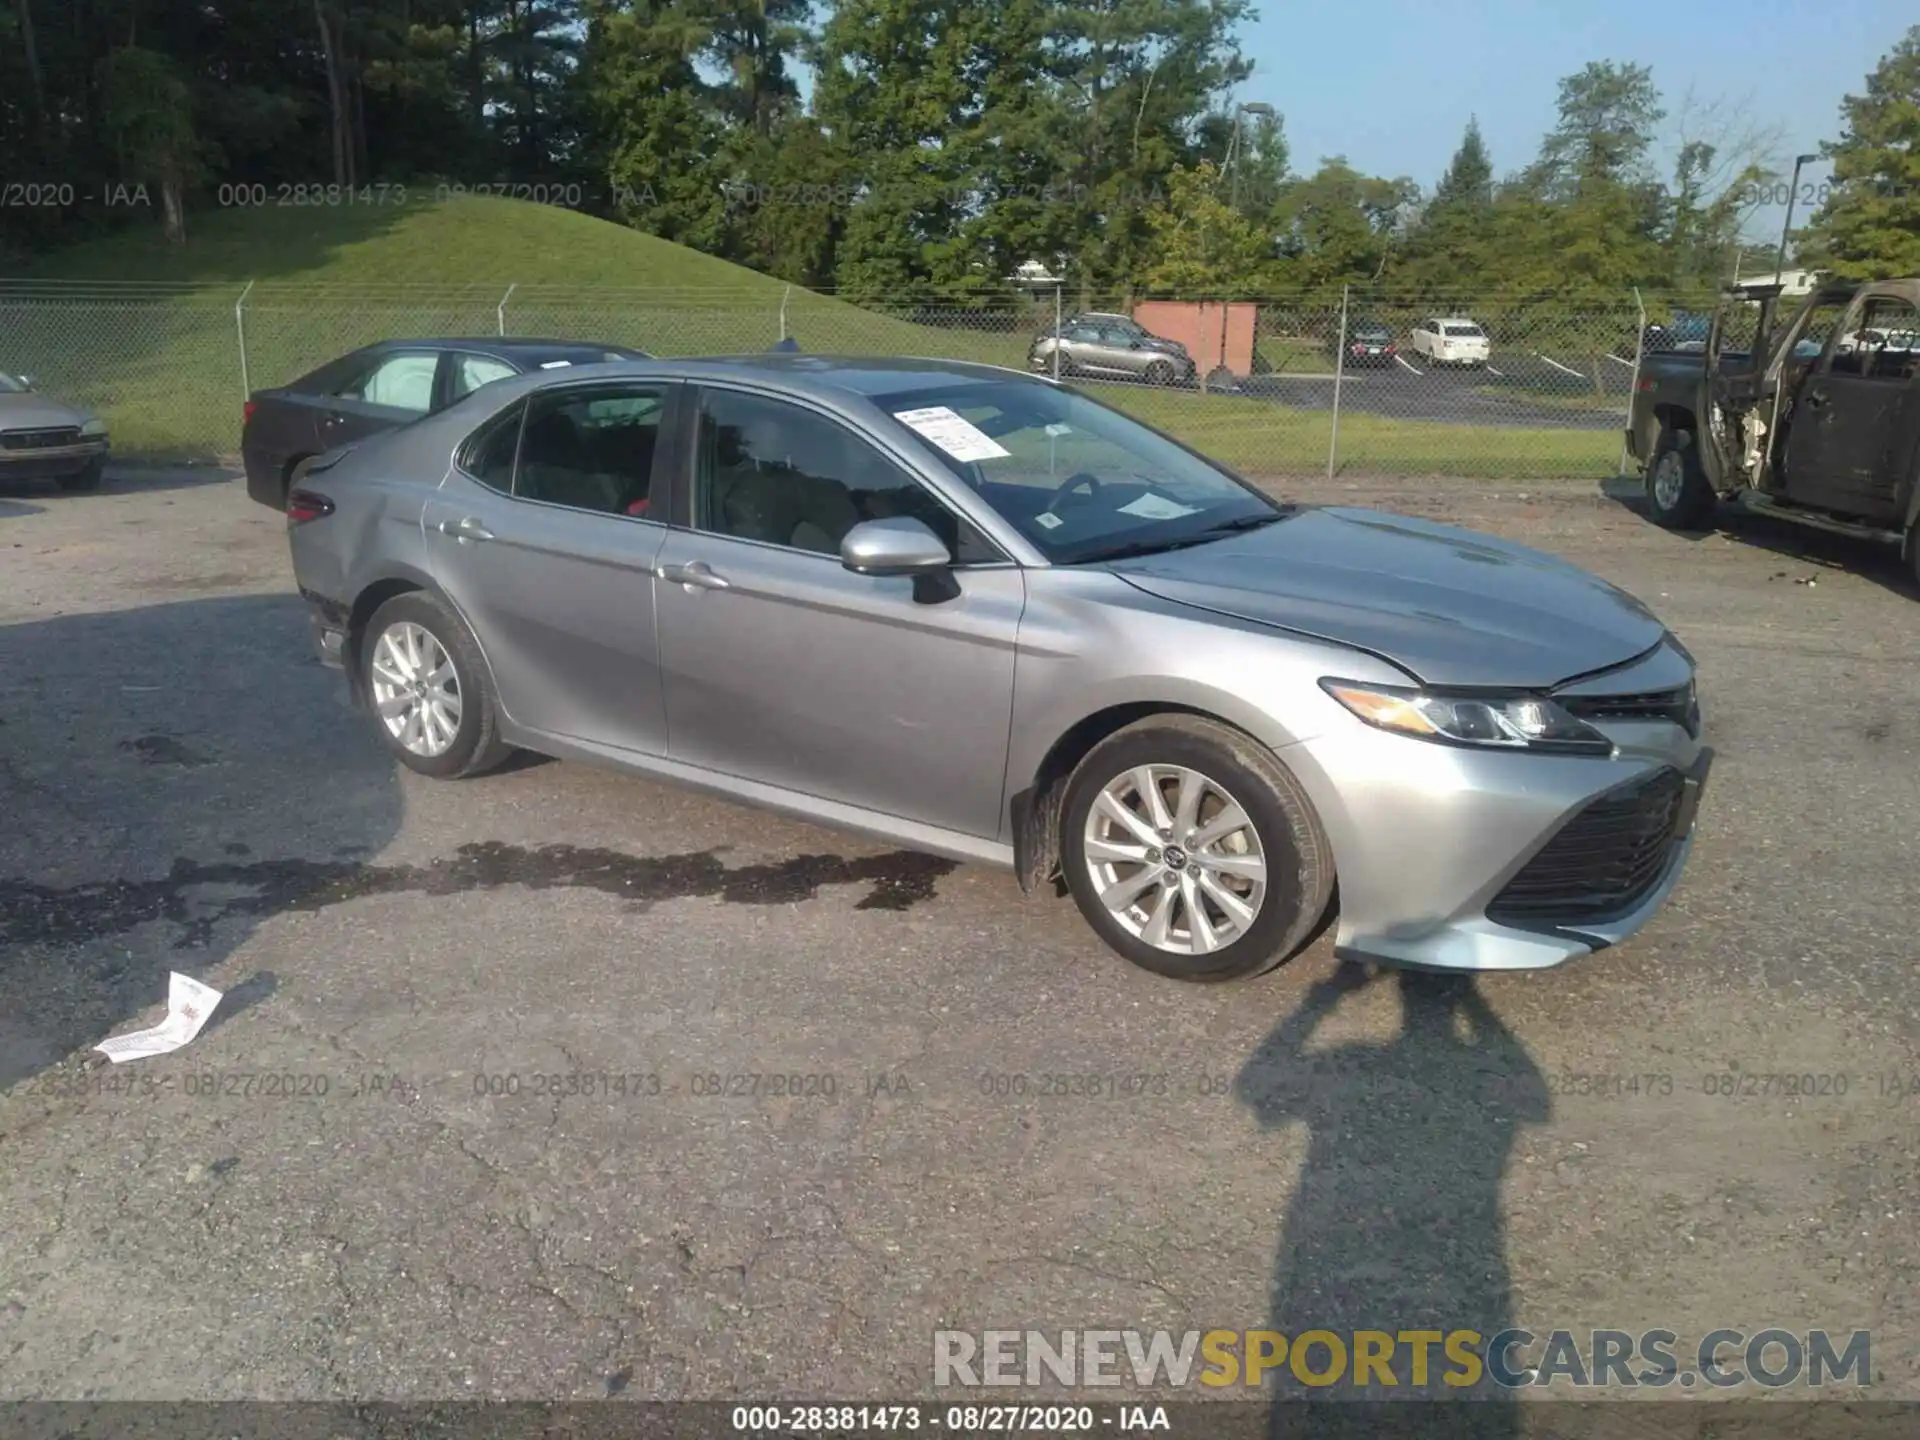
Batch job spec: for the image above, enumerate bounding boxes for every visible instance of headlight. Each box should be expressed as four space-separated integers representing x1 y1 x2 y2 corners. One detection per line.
1320 679 1613 755
80 418 108 437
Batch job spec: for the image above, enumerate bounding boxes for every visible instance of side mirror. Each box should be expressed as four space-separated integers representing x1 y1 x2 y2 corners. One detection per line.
841 516 951 576
17 374 35 389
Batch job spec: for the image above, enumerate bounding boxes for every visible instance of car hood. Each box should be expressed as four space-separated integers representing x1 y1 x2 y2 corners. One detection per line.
1141 338 1188 355
1108 506 1667 688
0 391 91 429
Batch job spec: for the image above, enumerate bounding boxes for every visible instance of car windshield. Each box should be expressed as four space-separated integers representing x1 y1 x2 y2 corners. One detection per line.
0 373 27 393
874 379 1288 565
1353 325 1392 339
1443 324 1485 337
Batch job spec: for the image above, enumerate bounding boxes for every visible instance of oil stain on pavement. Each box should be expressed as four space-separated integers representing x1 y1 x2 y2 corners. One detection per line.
0 842 961 950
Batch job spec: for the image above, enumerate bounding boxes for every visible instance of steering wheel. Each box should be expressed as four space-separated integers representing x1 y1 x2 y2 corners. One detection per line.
1043 471 1105 516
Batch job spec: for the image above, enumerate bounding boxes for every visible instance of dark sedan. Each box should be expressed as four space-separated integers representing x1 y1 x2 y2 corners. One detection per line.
1333 321 1398 368
242 337 650 508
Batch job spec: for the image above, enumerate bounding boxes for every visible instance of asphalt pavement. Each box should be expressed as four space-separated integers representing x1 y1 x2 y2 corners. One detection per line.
1240 356 1632 431
2 465 1917 1408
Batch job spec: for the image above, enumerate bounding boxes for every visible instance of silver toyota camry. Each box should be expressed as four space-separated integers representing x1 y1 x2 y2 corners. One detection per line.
287 355 1710 982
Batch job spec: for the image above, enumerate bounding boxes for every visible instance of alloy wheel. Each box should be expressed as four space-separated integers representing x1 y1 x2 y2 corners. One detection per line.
1080 764 1268 956
369 620 462 757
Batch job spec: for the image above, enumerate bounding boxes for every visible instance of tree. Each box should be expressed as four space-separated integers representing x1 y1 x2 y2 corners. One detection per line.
1274 158 1419 292
702 0 808 138
1798 23 1920 280
1528 60 1664 199
578 0 727 250
1044 0 1253 296
1136 161 1269 293
96 45 203 243
1431 115 1493 211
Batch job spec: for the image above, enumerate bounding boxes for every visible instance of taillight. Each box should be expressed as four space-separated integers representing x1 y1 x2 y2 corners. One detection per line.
244 400 257 424
287 488 334 524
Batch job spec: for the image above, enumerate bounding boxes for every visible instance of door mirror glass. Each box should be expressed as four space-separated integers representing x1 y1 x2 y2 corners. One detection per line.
16 374 35 389
840 517 951 576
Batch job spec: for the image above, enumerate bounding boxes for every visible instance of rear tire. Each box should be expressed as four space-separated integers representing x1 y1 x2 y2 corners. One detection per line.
1060 716 1333 982
57 457 104 492
1645 426 1715 531
360 591 512 779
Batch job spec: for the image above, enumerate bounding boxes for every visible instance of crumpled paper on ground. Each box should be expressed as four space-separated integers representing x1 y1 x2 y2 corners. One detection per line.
95 972 224 1063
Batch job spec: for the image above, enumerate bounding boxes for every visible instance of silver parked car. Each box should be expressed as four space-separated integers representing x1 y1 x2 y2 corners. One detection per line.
0 372 110 491
288 356 1710 981
1029 315 1196 387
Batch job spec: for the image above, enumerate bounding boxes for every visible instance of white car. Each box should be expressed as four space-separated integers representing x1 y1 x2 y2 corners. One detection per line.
1409 317 1491 368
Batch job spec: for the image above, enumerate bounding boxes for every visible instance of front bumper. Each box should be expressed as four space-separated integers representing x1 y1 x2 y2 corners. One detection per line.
1286 679 1711 972
0 440 108 479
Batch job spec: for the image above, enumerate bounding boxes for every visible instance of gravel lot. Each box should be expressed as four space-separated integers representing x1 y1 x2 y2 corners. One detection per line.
2 464 1917 1415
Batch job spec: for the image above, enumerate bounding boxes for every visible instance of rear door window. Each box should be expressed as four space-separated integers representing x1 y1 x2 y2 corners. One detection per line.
450 353 519 402
340 351 440 413
514 383 667 517
463 401 526 493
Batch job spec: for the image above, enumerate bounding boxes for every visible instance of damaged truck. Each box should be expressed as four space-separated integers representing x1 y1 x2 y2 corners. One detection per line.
1625 277 1920 581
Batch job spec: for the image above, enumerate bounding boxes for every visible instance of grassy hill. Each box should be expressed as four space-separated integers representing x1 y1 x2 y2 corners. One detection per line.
9 196 1614 477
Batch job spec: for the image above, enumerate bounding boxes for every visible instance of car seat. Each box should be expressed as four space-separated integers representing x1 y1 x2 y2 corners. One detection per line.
520 408 623 513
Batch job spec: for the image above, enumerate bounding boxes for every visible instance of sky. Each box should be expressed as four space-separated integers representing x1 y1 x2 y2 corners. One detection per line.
1237 0 1914 240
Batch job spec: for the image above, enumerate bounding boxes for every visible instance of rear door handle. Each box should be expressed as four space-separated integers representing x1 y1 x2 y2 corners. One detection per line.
437 516 495 543
656 559 729 590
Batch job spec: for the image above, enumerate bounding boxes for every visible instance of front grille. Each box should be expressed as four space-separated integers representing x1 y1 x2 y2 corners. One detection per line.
1561 684 1698 735
1 426 82 451
1488 767 1686 929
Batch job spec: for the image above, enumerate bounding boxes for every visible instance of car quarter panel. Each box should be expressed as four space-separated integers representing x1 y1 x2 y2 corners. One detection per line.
294 444 443 612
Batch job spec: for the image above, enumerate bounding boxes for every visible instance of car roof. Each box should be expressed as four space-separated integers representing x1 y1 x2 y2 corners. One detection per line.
1435 317 1480 324
373 337 651 359
457 354 1051 409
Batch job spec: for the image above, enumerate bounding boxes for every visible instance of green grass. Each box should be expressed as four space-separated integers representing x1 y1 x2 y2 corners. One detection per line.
13 196 1608 476
1253 335 1335 376
1115 388 1618 478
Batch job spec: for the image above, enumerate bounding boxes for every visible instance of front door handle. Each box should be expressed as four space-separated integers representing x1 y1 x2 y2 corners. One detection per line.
437 516 495 543
656 559 730 590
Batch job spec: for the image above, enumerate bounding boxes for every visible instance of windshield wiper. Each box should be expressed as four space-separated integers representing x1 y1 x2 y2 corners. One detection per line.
1066 508 1294 564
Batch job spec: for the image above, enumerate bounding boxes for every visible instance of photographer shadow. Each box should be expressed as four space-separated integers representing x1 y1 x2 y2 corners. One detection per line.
1236 964 1550 1437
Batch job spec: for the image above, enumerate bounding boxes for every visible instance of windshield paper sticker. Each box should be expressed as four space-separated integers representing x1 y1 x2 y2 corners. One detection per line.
1116 493 1201 520
893 406 1011 462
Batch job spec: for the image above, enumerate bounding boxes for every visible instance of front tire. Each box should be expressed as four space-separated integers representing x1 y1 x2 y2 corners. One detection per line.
1645 426 1715 530
360 591 512 779
57 457 105 492
1144 359 1176 387
1060 716 1334 982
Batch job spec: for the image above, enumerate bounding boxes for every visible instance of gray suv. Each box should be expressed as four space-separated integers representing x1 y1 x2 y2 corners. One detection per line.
1030 314 1195 386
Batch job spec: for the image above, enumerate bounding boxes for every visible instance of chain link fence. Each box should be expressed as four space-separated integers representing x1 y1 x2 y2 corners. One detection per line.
0 279 1688 480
